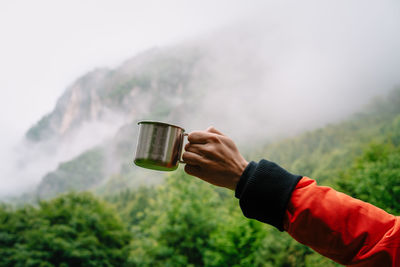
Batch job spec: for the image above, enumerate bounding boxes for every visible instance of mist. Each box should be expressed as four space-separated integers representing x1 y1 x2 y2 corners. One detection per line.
2 0 400 198
181 1 400 145
0 112 127 197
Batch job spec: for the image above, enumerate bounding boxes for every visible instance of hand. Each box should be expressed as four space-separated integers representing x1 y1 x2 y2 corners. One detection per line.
182 126 249 190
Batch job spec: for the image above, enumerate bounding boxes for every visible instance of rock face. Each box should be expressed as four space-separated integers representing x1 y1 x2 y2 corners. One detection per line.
26 69 108 141
22 44 206 199
26 45 202 143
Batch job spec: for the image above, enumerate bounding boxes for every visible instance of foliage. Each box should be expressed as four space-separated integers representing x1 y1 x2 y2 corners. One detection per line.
107 76 151 104
0 192 130 267
105 186 157 227
203 201 267 267
26 114 54 142
36 147 105 199
124 170 272 267
8 88 400 266
127 170 222 266
337 142 400 215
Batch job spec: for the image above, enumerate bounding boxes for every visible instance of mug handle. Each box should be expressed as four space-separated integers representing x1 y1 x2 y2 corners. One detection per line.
179 133 189 164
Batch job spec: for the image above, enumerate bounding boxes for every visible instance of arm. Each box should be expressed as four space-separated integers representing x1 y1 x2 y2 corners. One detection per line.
183 127 400 266
284 177 400 266
236 159 400 266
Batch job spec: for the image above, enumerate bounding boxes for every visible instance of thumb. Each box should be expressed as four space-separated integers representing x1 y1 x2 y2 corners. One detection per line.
206 126 225 136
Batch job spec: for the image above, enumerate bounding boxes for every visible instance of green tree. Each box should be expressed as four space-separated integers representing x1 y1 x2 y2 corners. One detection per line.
36 148 105 199
337 142 400 215
105 186 157 227
203 197 267 267
128 170 221 267
0 192 130 267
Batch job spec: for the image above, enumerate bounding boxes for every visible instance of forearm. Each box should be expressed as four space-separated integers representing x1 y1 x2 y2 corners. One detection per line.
235 160 400 266
285 177 399 266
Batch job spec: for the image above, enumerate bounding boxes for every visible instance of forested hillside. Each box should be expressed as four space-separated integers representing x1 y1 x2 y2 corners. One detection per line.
1 89 399 266
15 20 397 202
257 89 400 183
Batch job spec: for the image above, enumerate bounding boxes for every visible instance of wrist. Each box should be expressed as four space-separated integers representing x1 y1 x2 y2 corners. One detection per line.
229 160 249 191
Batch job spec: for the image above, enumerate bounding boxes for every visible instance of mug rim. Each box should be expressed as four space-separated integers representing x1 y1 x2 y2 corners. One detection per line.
138 120 185 131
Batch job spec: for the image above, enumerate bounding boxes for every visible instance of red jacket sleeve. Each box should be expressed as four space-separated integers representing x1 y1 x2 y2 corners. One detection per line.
284 177 400 266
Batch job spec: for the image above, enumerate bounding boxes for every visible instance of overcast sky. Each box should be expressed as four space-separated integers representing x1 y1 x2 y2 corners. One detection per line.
0 0 257 150
1 0 400 196
2 0 400 147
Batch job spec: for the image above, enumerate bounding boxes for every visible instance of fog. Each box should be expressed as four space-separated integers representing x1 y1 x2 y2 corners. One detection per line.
1 0 400 198
1 112 127 196
184 1 400 144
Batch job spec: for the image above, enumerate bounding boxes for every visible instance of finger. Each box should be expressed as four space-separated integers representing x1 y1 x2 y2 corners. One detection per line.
185 143 214 156
184 164 202 177
206 126 225 136
182 151 215 168
185 142 191 151
188 131 215 144
182 151 204 165
184 143 203 155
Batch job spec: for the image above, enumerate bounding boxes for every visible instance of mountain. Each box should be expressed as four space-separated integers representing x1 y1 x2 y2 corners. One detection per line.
20 26 283 199
26 46 203 142
22 45 206 199
14 23 400 200
32 84 400 201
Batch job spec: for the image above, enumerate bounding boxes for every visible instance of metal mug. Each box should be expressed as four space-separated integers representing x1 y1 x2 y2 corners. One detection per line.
134 121 188 171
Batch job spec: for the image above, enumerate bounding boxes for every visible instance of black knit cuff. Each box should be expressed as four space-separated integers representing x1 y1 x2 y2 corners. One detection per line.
235 161 257 198
235 159 302 231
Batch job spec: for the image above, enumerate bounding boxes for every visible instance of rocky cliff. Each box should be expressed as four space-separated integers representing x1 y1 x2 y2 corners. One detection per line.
26 46 202 142
22 44 207 199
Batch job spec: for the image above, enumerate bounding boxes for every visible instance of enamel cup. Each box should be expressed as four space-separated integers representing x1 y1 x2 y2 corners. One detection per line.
134 121 187 171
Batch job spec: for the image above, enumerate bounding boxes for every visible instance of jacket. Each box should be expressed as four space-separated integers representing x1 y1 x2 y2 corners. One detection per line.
235 160 400 266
